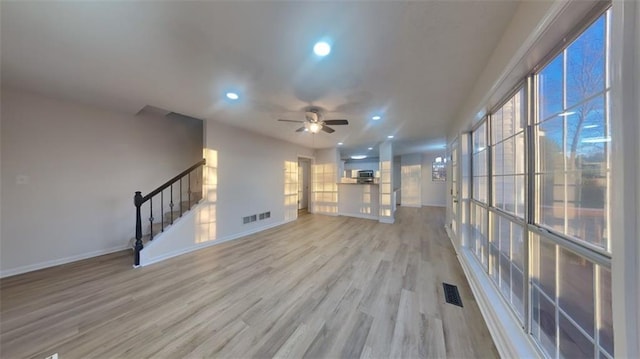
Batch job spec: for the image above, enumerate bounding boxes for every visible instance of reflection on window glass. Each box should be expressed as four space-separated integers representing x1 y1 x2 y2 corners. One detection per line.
530 232 613 358
539 56 563 121
566 15 606 108
532 286 557 358
473 121 489 204
535 11 610 251
489 213 524 321
471 202 488 267
559 247 594 336
491 89 525 219
599 267 614 356
531 233 556 297
473 122 487 153
559 314 595 358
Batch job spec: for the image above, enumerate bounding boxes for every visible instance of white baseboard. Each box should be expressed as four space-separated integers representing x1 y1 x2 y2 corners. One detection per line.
422 202 446 207
337 212 379 220
379 217 395 224
444 226 541 359
400 203 422 208
0 245 130 278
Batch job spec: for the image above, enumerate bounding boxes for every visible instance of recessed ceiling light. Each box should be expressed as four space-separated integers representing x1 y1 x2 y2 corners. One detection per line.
558 111 576 117
313 41 331 57
372 115 381 120
337 142 344 146
387 135 394 139
584 124 598 129
226 92 239 100
351 155 367 160
368 147 373 150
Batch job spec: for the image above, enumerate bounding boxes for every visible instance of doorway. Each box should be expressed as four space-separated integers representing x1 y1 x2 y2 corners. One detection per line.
298 157 311 213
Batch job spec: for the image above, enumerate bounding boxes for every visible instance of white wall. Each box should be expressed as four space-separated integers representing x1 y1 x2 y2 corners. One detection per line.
0 88 203 276
421 151 447 207
203 120 313 241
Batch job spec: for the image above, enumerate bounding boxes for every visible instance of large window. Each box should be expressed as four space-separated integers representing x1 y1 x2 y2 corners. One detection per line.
530 10 612 358
463 7 614 359
535 12 611 252
488 88 526 322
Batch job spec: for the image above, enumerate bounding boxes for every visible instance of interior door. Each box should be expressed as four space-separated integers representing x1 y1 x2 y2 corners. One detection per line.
298 158 310 210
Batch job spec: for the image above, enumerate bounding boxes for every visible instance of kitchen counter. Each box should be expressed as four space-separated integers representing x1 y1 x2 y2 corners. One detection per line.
337 183 379 220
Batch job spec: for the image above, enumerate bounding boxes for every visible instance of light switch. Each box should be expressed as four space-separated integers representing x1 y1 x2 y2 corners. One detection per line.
16 175 29 185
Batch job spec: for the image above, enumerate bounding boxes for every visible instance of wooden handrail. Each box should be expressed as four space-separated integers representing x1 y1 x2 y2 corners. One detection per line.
138 159 206 204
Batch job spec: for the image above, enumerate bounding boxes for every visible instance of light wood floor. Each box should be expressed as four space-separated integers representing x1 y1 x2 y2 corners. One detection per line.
1 207 498 358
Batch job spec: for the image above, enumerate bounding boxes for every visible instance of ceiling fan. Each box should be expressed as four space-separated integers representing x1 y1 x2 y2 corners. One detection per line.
278 108 348 134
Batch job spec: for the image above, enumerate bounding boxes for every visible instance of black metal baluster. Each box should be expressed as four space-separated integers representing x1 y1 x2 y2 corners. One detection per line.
149 197 154 240
161 190 164 232
170 184 174 224
132 159 205 267
134 191 143 267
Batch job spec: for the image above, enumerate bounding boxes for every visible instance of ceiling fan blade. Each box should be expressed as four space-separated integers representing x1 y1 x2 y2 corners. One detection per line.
321 125 335 133
295 126 306 132
324 119 349 125
278 119 304 123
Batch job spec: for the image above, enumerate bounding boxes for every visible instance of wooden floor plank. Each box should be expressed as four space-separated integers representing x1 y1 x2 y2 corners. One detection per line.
0 207 498 358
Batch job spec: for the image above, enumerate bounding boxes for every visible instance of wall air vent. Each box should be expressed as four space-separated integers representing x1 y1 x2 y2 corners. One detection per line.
258 211 271 220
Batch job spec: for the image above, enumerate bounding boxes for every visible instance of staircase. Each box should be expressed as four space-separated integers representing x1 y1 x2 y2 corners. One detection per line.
132 159 206 266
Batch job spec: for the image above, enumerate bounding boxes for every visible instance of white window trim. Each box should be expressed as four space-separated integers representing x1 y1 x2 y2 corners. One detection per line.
610 0 640 357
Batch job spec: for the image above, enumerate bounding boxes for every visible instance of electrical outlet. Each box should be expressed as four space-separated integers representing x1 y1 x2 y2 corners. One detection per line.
16 174 29 185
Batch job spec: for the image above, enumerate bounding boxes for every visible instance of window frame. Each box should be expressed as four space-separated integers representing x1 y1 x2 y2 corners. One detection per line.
463 4 615 357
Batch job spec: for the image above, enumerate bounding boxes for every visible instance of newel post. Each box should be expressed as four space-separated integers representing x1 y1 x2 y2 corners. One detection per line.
134 191 144 267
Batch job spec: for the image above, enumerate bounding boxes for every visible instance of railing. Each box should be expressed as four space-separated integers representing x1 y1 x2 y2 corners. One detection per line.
133 159 206 266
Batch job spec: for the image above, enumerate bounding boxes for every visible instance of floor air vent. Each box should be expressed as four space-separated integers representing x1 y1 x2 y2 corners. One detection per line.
442 283 463 307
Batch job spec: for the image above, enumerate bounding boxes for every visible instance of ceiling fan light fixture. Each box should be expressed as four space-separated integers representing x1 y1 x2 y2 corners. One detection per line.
308 122 322 133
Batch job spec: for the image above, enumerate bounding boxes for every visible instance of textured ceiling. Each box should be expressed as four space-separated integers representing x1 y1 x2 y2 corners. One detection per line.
1 1 519 157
